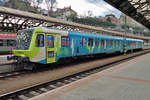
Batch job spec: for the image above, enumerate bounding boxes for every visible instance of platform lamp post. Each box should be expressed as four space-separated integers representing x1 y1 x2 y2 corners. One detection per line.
124 15 127 56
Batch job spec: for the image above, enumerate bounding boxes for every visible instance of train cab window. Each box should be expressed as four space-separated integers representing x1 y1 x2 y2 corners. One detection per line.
36 34 44 47
0 40 3 46
47 35 54 48
95 39 99 46
88 38 93 46
80 37 86 46
61 36 70 46
101 39 104 46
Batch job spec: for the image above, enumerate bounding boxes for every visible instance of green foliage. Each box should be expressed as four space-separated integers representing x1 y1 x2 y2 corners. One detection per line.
4 0 38 13
121 24 150 36
70 17 116 28
121 24 130 30
143 31 150 36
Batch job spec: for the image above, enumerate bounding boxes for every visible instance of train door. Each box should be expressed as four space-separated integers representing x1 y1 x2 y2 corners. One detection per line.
75 38 79 54
104 40 106 50
46 34 56 64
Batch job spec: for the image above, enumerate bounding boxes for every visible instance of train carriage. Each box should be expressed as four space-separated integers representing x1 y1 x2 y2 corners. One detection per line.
9 27 143 69
0 34 16 54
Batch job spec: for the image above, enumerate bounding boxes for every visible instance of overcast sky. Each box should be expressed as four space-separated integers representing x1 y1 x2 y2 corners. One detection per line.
56 0 122 18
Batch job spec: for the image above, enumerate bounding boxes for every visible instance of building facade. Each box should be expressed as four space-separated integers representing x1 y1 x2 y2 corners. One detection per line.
54 6 77 21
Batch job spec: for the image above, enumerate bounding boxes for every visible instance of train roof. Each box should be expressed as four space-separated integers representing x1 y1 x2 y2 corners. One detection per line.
26 27 68 36
69 31 124 40
0 33 16 39
25 27 143 41
126 38 143 42
69 31 143 41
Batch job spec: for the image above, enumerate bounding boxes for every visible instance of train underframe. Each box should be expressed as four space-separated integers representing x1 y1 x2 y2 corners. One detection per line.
7 56 35 70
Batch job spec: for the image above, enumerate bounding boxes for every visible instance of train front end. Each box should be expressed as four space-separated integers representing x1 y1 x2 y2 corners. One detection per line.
7 28 34 69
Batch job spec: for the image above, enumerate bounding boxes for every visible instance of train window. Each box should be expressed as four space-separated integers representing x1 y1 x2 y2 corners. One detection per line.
114 40 116 47
136 42 138 47
61 36 70 46
47 35 54 48
101 39 104 46
88 38 93 46
110 40 113 46
118 40 120 47
106 40 109 47
120 41 122 47
95 39 99 46
80 37 86 46
36 34 44 47
48 51 54 58
0 39 3 46
7 40 15 46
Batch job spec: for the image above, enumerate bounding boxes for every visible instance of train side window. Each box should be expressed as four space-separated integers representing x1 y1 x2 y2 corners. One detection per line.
80 37 86 46
36 34 44 47
88 38 93 46
115 40 117 46
0 39 3 46
7 40 15 46
110 40 113 46
106 40 109 47
61 36 70 46
47 35 54 48
101 39 104 46
95 39 99 46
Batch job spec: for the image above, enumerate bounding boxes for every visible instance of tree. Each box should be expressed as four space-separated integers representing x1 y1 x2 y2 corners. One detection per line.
67 13 77 21
44 0 57 16
29 0 43 9
106 17 111 22
83 10 93 18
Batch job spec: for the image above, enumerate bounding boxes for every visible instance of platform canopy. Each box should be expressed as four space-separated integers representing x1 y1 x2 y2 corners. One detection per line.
104 0 150 30
0 6 149 40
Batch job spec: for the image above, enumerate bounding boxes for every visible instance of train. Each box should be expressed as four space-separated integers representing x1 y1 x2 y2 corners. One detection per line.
0 33 16 54
7 27 143 69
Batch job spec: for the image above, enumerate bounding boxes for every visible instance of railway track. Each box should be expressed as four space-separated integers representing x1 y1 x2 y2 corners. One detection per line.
0 49 150 100
0 70 27 79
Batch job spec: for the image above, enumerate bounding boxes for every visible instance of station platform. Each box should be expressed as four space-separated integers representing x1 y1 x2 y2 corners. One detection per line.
30 52 150 100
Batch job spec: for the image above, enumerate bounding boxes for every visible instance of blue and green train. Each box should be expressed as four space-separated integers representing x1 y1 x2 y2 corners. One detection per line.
8 27 143 69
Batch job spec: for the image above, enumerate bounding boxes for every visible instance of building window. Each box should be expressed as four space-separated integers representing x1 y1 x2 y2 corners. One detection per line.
80 37 86 46
47 35 54 48
61 36 70 46
95 39 99 46
36 34 44 47
0 40 3 46
88 38 93 46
